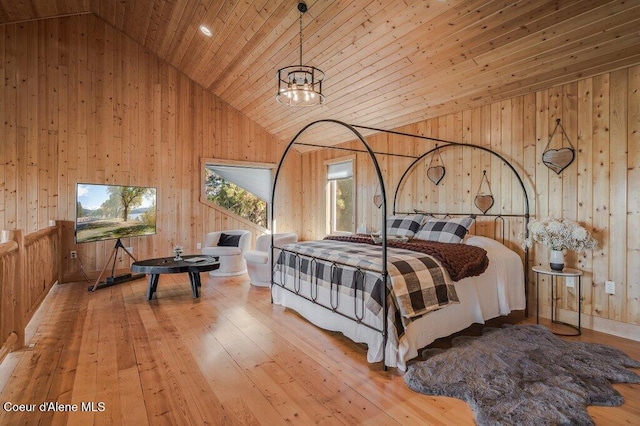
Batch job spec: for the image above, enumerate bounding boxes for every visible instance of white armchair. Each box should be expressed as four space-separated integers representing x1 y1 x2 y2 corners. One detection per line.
244 233 298 287
201 230 252 276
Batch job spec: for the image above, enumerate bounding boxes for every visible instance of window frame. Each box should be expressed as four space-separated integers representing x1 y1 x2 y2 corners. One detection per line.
200 158 276 230
324 155 356 235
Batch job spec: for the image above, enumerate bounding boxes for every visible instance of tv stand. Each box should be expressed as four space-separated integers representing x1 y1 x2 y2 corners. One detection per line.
88 238 145 291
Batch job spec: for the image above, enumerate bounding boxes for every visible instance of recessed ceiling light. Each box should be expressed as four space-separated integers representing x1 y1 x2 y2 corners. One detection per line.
199 25 212 37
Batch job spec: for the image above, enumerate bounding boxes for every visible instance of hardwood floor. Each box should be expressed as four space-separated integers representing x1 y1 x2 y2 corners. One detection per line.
1 273 638 425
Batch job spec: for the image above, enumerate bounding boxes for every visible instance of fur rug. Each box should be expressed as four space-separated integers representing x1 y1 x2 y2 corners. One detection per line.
404 324 640 425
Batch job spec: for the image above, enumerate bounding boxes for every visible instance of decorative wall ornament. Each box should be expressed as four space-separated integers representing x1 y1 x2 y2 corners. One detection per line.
542 118 575 174
474 170 494 214
373 184 383 208
426 145 446 185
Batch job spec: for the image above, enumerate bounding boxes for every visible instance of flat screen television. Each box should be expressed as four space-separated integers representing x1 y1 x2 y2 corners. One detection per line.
75 183 157 244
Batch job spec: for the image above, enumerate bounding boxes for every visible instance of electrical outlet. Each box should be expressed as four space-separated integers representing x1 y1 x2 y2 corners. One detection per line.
565 276 575 288
605 280 615 295
70 251 77 259
196 242 202 250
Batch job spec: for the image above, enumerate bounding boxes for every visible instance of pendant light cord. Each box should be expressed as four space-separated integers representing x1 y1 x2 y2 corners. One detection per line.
299 9 303 66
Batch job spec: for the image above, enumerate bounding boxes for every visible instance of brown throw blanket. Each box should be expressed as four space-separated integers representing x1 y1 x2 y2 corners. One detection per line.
324 234 489 281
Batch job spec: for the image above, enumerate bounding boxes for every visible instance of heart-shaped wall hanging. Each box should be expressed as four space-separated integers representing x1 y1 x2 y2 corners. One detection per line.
427 165 445 185
474 194 494 214
426 145 446 185
542 148 575 175
474 170 494 214
543 119 575 175
373 184 383 208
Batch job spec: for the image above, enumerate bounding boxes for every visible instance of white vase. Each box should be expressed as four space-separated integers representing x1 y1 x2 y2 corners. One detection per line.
550 249 565 271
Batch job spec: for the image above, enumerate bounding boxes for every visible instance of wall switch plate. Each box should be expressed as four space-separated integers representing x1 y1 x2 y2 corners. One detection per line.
605 280 615 295
565 277 575 288
196 242 202 250
70 251 77 259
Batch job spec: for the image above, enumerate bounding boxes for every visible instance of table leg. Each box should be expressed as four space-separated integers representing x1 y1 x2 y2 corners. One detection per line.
577 275 582 335
188 272 200 298
536 273 540 324
551 275 555 323
146 274 160 300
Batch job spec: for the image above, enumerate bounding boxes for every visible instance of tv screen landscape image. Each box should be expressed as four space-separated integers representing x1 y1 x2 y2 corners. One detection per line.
75 183 157 244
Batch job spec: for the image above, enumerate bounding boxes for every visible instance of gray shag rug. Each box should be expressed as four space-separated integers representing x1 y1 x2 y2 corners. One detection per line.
404 324 640 426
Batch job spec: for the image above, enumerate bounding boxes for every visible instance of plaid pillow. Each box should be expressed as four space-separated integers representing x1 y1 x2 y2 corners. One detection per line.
414 216 475 243
386 214 426 238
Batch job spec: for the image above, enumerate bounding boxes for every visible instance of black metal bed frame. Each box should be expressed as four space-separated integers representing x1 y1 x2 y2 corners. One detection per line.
269 119 530 370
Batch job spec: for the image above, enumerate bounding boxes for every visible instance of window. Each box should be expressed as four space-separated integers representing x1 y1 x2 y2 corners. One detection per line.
326 158 355 234
203 160 273 228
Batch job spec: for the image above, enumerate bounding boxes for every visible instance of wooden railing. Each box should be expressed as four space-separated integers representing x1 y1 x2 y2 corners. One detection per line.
0 224 61 363
0 234 21 363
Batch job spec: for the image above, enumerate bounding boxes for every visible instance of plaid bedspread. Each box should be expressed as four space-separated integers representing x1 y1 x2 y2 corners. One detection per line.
273 240 459 320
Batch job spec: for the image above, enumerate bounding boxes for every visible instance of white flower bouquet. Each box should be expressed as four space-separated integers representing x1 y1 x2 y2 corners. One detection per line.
522 218 597 252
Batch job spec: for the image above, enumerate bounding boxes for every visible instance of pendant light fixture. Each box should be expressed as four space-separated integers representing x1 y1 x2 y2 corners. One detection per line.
276 2 325 106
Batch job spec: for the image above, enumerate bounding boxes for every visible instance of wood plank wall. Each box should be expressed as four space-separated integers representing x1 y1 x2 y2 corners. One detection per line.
0 14 301 282
300 66 640 332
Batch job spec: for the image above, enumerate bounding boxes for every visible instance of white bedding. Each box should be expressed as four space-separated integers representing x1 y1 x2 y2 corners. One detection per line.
271 235 525 371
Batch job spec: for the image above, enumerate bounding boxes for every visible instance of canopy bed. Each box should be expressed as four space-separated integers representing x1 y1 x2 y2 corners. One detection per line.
269 120 531 371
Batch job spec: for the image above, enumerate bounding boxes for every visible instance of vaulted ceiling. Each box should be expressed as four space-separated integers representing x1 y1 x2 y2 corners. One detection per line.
2 0 640 146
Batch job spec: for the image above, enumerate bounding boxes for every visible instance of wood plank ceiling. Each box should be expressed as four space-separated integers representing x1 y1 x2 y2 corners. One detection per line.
2 0 640 147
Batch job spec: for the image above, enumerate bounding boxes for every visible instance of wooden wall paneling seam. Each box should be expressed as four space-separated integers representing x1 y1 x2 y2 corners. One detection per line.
562 82 579 312
75 17 88 187
501 99 513 242
510 96 525 247
57 18 70 224
534 90 550 309
627 64 640 325
479 105 492 236
4 23 18 230
609 69 628 322
522 92 538 294
16 23 30 232
447 114 460 215
103 22 117 185
591 73 611 319
0 22 4 229
488 102 500 236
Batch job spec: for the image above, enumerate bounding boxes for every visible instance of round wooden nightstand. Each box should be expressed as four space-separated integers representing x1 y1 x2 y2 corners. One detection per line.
532 265 583 336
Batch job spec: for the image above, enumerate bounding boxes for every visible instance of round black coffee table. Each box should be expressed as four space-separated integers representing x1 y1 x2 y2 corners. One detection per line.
131 255 220 300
